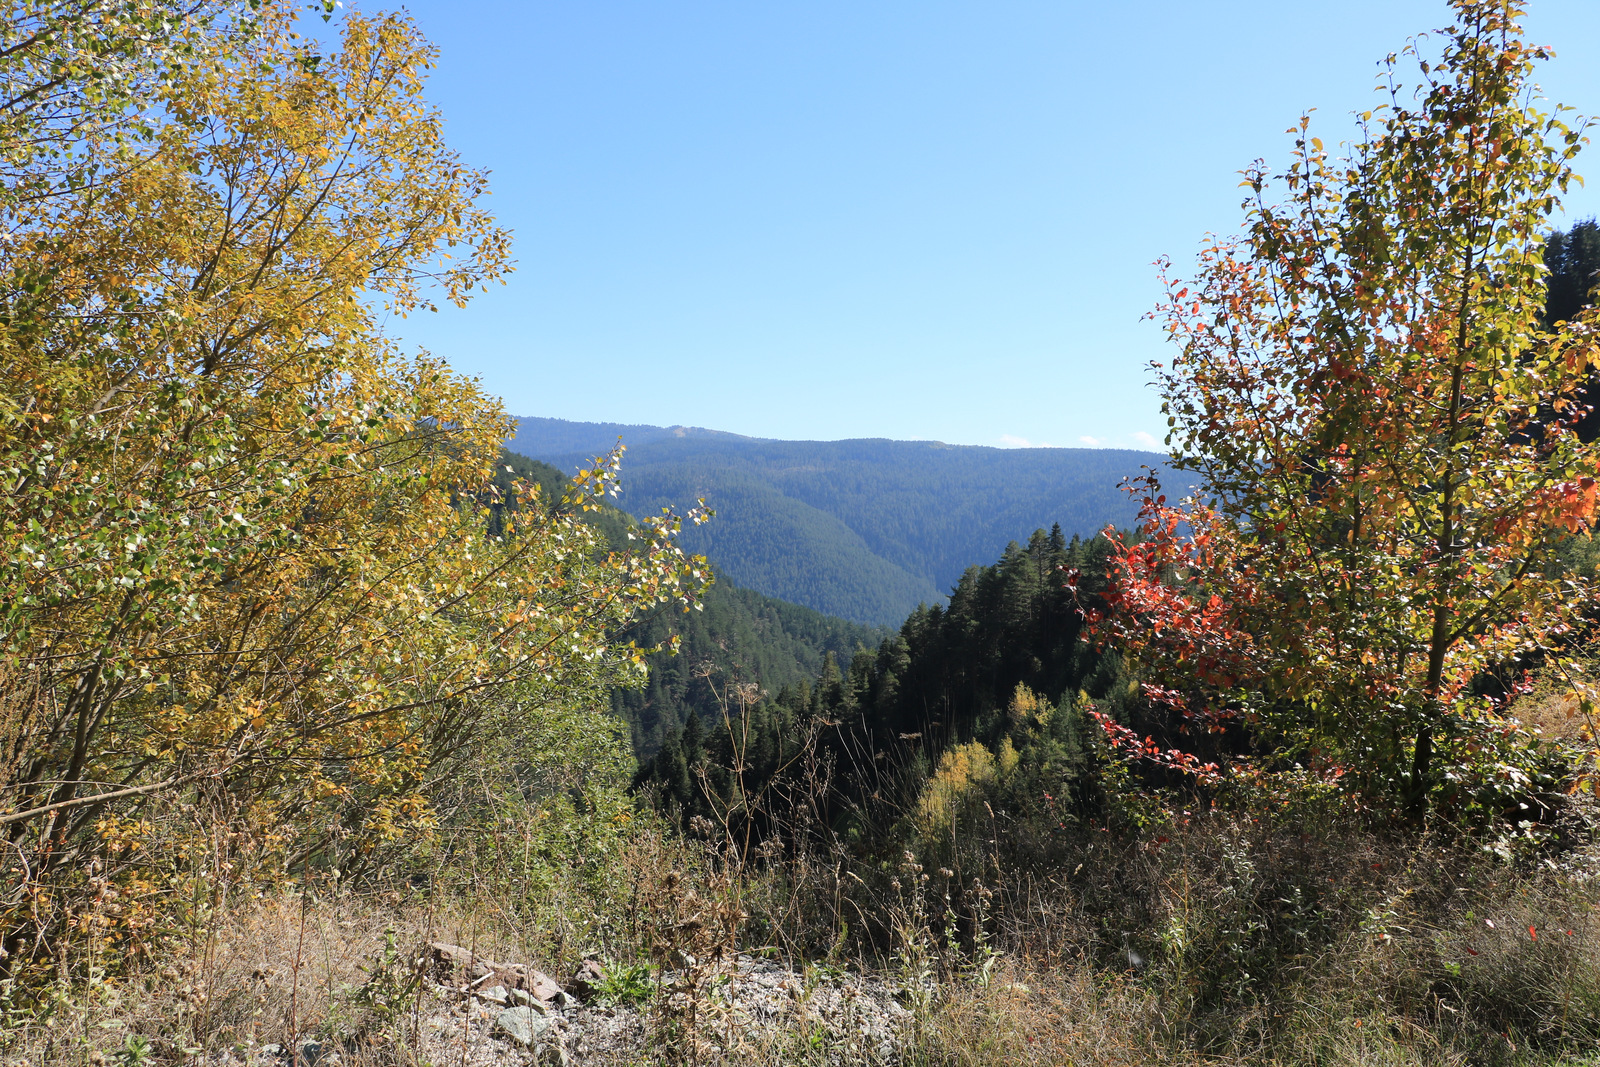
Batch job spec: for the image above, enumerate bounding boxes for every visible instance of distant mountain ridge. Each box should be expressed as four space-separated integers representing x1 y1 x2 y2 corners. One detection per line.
507 416 1190 624
505 416 756 455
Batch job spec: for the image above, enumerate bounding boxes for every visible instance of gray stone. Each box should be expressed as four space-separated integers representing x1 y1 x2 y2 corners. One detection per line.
476 984 510 1006
496 1005 555 1047
509 987 550 1009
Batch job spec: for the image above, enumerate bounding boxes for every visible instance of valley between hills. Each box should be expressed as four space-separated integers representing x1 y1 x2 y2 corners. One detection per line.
10 3 1600 1065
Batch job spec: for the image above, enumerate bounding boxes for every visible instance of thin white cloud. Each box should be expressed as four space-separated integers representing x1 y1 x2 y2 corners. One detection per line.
1079 435 1103 447
1130 431 1160 449
1001 434 1058 448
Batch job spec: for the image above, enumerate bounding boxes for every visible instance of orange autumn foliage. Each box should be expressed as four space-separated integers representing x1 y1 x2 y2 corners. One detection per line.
1090 0 1600 812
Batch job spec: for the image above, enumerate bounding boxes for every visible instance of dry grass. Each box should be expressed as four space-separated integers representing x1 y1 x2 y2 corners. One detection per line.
1 887 539 1066
906 962 1178 1067
6 798 1600 1066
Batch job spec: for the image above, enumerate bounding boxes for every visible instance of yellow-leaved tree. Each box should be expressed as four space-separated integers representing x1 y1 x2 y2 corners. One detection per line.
0 1 707 973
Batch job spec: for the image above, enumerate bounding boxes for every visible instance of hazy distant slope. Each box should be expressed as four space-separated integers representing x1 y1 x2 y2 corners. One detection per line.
508 415 751 455
618 465 942 623
508 417 1186 624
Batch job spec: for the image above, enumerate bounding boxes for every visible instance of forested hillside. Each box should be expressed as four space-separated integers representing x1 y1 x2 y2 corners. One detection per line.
634 525 1125 842
496 448 889 757
612 577 889 757
507 417 1190 623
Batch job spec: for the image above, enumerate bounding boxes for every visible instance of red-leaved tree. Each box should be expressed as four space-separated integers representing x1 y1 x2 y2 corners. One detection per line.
1094 0 1600 815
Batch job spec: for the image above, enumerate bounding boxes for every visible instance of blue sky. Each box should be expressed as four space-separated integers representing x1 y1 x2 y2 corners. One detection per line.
374 1 1600 449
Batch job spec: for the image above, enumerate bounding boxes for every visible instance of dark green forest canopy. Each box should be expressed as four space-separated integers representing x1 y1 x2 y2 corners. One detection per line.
1544 219 1600 440
611 576 889 758
1544 217 1600 328
634 525 1130 836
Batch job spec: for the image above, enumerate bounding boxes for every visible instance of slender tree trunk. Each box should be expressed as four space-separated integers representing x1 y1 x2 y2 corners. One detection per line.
1414 223 1478 817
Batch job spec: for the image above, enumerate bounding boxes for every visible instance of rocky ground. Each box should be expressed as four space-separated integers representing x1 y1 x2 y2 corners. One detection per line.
223 944 912 1066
